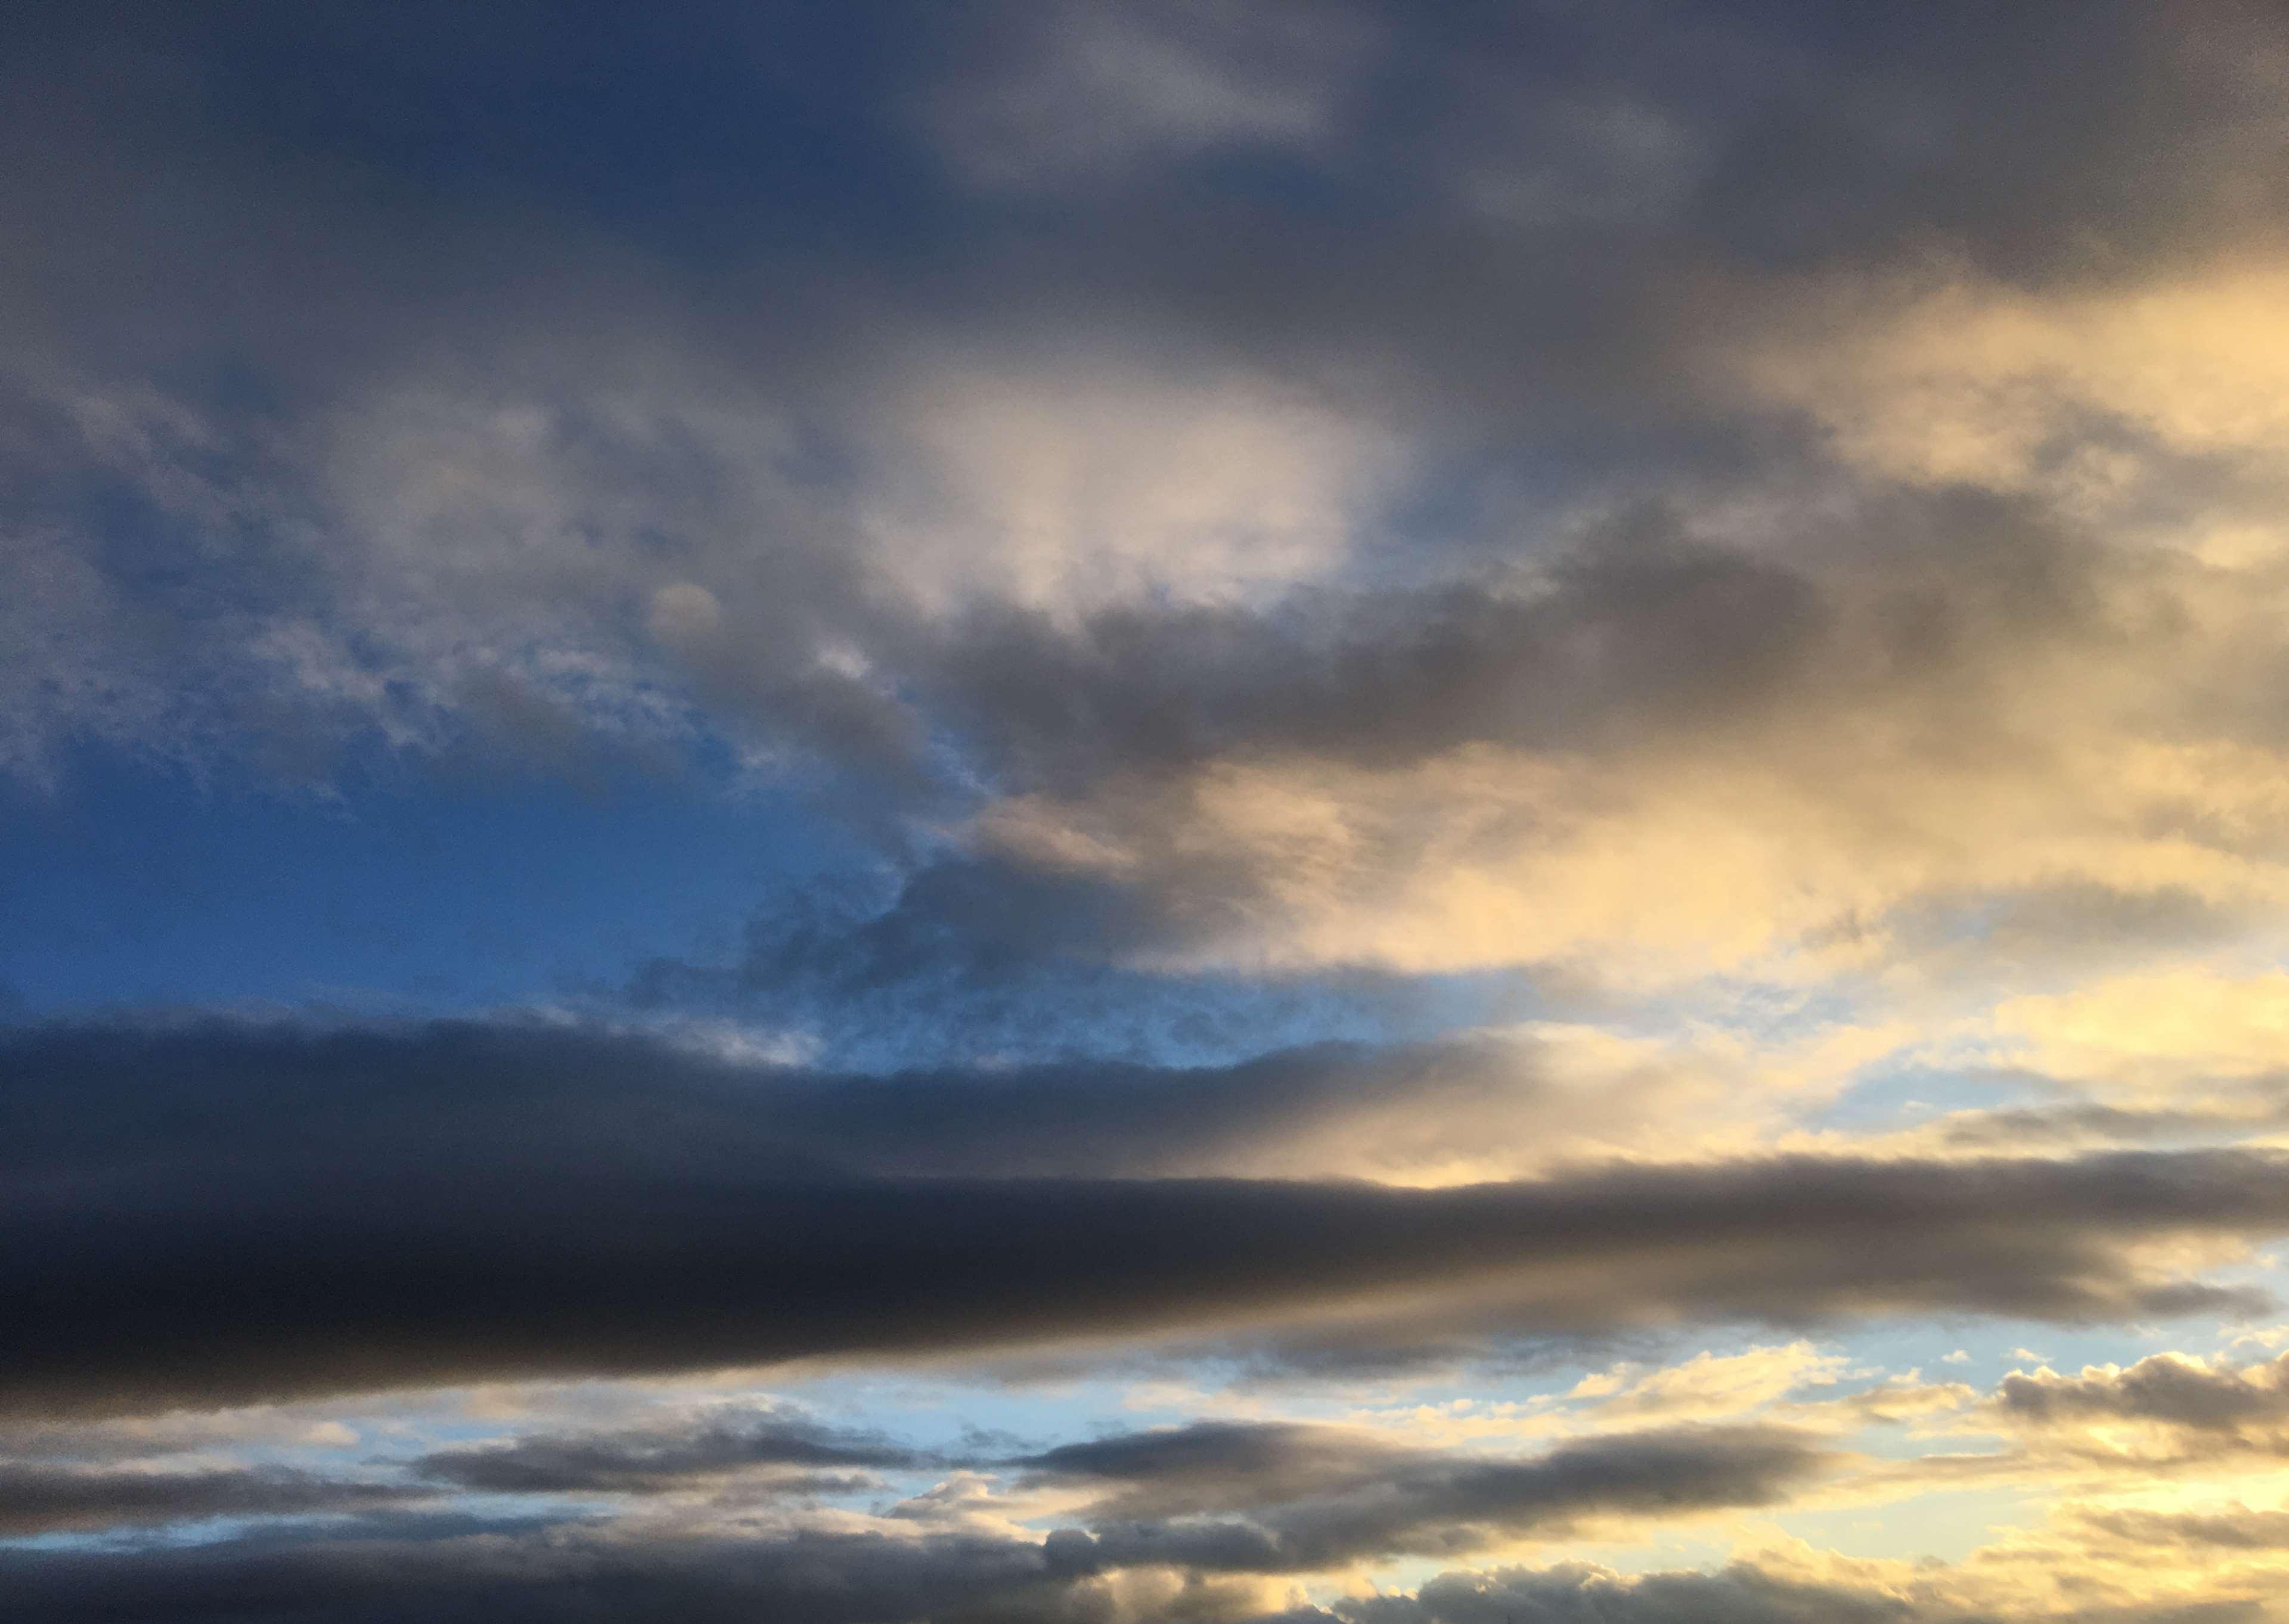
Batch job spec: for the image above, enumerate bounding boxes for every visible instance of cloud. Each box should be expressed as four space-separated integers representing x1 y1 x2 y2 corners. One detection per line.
1324 1560 1943 1624
1993 1352 2289 1454
916 0 1379 190
2077 1507 2289 1552
3 1 2281 815
1736 260 2289 492
389 1411 1834 1578
1019 1420 1829 1572
12 5 2289 1609
7 1018 2289 1417
1559 1342 1850 1426
0 1461 418 1537
0 1527 2214 1624
412 1405 923 1495
0 1521 1095 1624
929 489 2289 982
1993 969 2289 1101
0 1013 1621 1186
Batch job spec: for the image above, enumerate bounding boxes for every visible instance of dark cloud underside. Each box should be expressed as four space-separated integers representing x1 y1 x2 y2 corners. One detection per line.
5 1020 2287 1415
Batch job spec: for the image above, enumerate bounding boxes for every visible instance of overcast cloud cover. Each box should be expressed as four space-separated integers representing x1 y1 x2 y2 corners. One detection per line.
10 2 2289 1620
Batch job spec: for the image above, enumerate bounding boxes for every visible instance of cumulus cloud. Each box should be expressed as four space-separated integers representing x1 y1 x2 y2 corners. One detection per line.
1990 1352 2289 1463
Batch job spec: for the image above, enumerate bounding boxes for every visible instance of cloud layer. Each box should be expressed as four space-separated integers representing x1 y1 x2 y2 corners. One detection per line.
11 3 2289 1619
6 1019 2288 1417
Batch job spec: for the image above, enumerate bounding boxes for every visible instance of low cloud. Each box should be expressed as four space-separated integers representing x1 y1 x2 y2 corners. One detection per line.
1022 1421 1830 1572
0 1526 2188 1624
412 1406 923 1495
1990 1352 2289 1463
0 1462 418 1537
7 1020 2289 1416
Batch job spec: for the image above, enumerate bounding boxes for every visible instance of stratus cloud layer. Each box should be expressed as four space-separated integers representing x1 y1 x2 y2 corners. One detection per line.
5 1018 2287 1420
11 2 2289 1621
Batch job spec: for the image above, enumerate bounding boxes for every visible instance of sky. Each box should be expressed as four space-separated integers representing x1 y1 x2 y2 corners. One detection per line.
10 2 2289 1619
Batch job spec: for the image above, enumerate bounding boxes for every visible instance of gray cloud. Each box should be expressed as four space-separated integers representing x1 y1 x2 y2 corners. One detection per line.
0 1523 2196 1624
5 1019 2288 1416
917 489 2139 790
1937 1095 2289 1154
413 1407 923 1495
0 1016 1549 1184
0 1462 417 1537
1024 1421 1829 1573
10 3 2289 1615
1323 1560 1938 1624
0 1521 1092 1624
626 853 1509 1070
1996 1352 2289 1437
5 1 2285 800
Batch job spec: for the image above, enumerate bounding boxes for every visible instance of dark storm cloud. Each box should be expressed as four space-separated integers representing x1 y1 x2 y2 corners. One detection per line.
1022 1421 1829 1573
412 1408 924 1495
7 1018 2289 1417
0 1462 418 1537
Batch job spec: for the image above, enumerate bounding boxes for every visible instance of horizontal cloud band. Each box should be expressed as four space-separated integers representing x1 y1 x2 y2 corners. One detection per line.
7 1021 2287 1415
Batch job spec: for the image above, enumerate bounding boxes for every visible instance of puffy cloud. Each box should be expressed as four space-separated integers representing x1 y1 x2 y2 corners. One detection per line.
1993 1352 2289 1456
